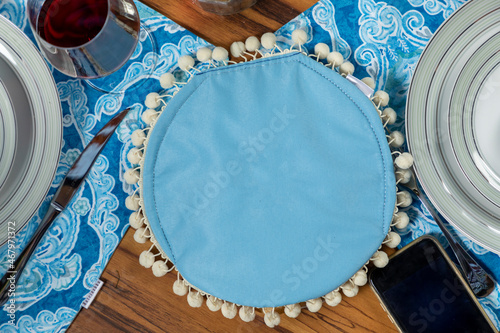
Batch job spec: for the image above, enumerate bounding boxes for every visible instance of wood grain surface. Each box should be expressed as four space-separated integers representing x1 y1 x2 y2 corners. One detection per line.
69 1 399 332
142 0 317 49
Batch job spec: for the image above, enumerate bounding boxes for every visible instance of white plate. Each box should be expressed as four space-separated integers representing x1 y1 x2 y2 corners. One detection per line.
0 16 62 246
406 0 500 254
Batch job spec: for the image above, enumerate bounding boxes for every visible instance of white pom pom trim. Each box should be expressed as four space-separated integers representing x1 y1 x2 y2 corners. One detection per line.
291 29 308 45
125 194 140 211
284 303 301 318
221 302 237 319
173 279 188 296
129 211 144 229
196 47 212 62
395 152 414 170
145 92 161 109
306 298 323 312
393 211 410 229
264 310 280 328
245 36 261 52
371 251 389 268
212 47 229 62
324 290 342 306
187 290 204 308
397 190 412 208
178 55 195 71
230 41 246 58
206 296 223 311
314 43 330 59
239 306 256 322
261 32 277 49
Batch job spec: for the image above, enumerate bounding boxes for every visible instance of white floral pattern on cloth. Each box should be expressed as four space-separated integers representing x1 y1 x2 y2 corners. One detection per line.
1 0 499 331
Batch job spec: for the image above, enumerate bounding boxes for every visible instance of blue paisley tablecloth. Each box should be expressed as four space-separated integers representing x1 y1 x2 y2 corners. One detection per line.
1 0 500 331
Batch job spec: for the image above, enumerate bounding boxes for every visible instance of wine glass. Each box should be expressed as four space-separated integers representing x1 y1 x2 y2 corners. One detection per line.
27 0 156 93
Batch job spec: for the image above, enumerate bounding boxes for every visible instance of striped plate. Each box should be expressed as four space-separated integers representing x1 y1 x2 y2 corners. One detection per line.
0 16 62 246
406 0 500 254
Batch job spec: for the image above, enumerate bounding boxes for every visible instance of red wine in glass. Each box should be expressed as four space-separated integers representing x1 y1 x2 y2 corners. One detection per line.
28 0 140 79
38 0 108 48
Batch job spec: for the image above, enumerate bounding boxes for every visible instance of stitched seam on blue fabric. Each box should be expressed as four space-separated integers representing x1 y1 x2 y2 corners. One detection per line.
295 57 389 234
152 75 210 264
197 52 300 77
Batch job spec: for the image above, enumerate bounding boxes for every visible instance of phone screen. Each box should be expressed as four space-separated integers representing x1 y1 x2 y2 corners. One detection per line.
370 237 495 333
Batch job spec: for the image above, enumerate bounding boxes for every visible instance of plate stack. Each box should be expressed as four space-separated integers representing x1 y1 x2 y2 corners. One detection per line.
0 16 61 245
407 0 500 253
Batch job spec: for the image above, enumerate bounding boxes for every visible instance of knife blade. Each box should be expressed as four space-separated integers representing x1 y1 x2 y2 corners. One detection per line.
0 108 130 307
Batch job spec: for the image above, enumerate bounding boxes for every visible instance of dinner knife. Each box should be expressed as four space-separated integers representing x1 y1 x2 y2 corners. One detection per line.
0 108 130 307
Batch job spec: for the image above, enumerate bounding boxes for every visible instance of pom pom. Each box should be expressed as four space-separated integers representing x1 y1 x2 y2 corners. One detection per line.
339 61 355 76
373 90 390 107
352 269 368 286
291 28 308 45
221 302 237 319
125 194 140 211
131 129 146 147
396 168 412 184
239 306 255 322
206 296 222 311
133 227 148 244
129 211 144 229
372 250 389 268
389 131 405 148
124 169 139 185
382 107 397 125
196 47 212 62
159 73 176 89
187 291 203 308
173 279 188 296
314 43 330 59
178 55 195 71
141 109 159 125
361 77 375 90
384 231 401 248
327 51 343 67
230 41 246 58
139 251 155 268
152 260 169 277
393 211 410 229
306 298 322 312
395 152 414 170
324 290 342 306
284 303 301 318
341 281 359 297
212 47 229 61
145 92 161 109
397 190 412 207
261 32 277 49
245 36 261 52
127 147 143 165
264 311 280 328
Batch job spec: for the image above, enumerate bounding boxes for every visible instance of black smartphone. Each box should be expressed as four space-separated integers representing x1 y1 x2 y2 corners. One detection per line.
370 235 497 333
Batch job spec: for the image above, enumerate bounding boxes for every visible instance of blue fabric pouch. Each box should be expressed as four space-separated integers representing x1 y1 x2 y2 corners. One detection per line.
142 51 395 307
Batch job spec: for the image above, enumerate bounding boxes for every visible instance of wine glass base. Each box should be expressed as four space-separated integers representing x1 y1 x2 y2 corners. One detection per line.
85 24 158 95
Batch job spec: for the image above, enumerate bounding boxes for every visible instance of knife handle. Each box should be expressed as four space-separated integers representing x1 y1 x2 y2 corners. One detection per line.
0 204 60 306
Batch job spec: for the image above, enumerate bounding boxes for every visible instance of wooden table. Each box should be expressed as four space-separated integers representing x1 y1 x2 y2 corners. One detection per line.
69 1 399 332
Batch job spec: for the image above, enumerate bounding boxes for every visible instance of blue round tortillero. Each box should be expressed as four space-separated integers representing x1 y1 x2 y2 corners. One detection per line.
142 52 395 307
